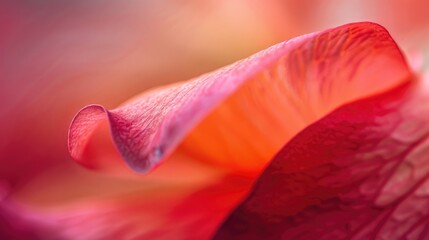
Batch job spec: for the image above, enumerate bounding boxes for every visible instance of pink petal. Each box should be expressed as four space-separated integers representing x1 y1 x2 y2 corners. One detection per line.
69 22 411 174
1 153 252 239
214 80 429 239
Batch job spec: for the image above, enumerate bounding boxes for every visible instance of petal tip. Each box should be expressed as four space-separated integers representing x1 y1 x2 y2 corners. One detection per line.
67 104 165 174
67 104 110 167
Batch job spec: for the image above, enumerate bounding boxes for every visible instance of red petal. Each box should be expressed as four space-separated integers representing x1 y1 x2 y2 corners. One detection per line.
69 22 411 174
215 80 429 239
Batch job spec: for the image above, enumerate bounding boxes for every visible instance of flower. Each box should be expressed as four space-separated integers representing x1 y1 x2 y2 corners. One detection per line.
3 21 429 240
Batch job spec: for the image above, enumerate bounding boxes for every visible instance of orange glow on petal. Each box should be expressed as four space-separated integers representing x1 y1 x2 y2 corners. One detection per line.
179 22 412 174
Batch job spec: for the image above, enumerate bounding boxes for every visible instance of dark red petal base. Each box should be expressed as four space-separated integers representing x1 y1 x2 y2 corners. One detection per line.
215 81 429 240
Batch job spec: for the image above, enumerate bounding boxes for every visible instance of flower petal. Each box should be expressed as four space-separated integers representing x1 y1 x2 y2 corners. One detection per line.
1 152 251 239
69 22 412 174
214 80 429 239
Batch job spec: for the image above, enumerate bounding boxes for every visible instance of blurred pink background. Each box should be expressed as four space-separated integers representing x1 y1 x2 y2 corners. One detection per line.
1 0 429 236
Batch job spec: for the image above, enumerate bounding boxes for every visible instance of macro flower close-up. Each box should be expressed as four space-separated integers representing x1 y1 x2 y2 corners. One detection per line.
2 1 429 240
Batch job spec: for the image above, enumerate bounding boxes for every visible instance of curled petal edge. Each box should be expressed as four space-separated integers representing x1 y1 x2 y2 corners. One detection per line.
68 22 411 174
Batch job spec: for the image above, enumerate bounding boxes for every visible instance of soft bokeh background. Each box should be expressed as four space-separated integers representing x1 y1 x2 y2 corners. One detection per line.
1 0 429 235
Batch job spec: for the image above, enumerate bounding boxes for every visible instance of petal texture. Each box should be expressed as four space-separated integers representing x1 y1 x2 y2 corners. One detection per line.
68 22 411 174
215 81 429 240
